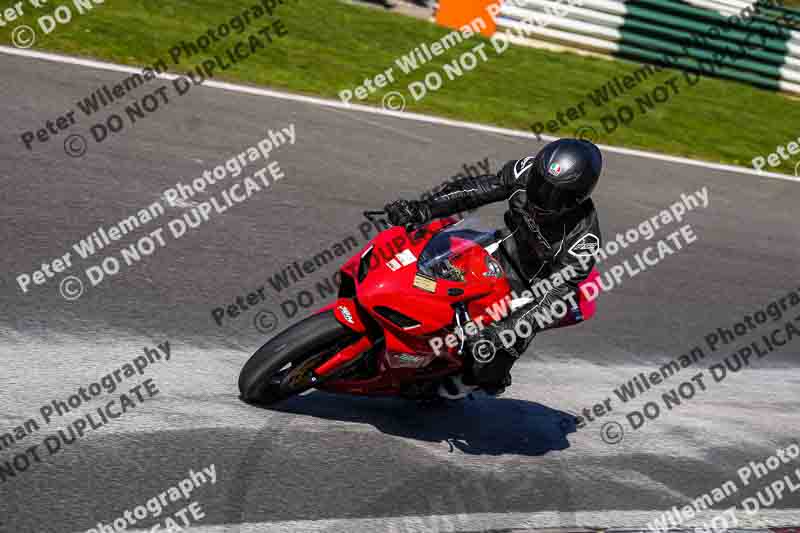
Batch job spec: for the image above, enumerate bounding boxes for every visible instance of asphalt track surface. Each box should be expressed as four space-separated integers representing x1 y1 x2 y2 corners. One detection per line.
1 51 800 533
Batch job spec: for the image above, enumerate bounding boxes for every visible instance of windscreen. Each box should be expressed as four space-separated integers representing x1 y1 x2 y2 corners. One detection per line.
417 219 501 281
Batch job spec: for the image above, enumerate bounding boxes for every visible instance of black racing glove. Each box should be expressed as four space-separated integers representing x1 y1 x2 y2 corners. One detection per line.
384 199 430 227
470 316 523 363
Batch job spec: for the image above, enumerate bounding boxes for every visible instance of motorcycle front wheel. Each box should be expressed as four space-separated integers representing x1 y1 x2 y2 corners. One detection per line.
238 310 360 405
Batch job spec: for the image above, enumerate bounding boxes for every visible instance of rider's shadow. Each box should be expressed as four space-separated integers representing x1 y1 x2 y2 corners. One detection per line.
272 393 578 456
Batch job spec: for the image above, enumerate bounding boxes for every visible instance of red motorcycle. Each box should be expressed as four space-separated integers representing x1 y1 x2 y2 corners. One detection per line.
238 212 595 405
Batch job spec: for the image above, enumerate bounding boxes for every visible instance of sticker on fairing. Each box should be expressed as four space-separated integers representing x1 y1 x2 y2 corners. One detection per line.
412 273 437 293
568 233 600 258
396 249 417 266
338 305 354 324
386 259 401 271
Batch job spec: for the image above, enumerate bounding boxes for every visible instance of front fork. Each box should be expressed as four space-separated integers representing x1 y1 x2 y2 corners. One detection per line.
453 302 471 357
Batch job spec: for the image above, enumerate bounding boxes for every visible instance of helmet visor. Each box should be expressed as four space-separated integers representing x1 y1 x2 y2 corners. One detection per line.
528 178 578 214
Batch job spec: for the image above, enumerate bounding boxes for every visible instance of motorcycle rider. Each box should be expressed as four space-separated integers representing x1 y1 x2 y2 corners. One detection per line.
384 138 603 398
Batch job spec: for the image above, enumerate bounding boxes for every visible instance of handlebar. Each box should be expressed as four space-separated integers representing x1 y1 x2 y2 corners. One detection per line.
363 210 386 222
364 209 430 238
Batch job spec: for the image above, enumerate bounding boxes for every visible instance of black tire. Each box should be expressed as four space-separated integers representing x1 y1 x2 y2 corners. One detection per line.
238 310 360 405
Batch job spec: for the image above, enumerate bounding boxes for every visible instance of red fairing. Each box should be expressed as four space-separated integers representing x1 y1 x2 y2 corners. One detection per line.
314 336 373 376
334 299 366 333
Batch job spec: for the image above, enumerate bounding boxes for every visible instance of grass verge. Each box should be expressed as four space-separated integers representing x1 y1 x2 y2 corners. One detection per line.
1 0 799 175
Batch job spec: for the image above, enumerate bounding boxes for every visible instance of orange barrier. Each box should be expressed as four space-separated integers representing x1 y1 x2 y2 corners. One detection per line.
435 0 500 37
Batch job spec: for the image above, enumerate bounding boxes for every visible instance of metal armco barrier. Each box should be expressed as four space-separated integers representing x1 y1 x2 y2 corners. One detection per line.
436 0 800 94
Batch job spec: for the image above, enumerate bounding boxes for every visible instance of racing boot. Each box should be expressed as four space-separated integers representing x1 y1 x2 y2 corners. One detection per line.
438 374 478 400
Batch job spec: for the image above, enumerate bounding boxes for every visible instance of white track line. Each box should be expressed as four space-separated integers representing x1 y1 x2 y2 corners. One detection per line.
2 45 799 184
114 510 799 532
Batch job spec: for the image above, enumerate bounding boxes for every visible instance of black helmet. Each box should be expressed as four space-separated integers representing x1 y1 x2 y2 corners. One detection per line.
527 139 602 218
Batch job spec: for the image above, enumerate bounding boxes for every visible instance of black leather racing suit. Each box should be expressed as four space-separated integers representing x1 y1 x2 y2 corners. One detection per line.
426 157 602 343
